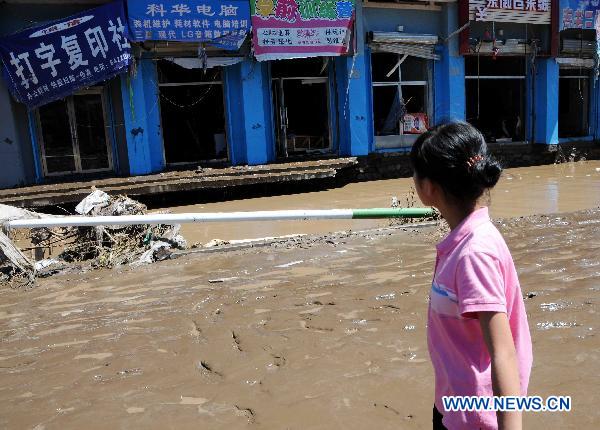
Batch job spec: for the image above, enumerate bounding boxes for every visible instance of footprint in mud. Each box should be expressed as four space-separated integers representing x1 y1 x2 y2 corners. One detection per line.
266 353 286 371
189 320 206 343
196 360 224 382
231 330 242 352
234 405 256 424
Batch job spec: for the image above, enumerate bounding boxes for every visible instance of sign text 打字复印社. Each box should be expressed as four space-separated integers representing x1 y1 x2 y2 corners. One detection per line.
0 1 132 109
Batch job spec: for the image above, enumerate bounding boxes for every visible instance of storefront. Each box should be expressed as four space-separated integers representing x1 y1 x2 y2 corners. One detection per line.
459 0 553 143
34 85 119 176
271 58 335 158
157 58 229 165
556 3 599 140
369 33 436 149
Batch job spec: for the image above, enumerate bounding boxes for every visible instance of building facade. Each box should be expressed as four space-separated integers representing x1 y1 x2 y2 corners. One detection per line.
0 0 598 189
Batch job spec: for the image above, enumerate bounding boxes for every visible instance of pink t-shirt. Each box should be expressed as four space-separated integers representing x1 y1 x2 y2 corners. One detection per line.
428 207 532 429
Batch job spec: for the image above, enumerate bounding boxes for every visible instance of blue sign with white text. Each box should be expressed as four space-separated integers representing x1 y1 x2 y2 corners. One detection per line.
126 0 250 50
0 1 132 109
560 0 600 30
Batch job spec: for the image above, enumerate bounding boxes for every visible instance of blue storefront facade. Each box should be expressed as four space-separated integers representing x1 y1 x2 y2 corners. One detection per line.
0 0 598 189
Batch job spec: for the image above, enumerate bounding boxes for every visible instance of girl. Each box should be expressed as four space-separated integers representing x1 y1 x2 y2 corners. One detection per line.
410 122 532 430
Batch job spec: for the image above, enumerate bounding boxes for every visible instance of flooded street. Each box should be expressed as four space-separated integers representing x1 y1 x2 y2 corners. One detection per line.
1 161 599 429
171 161 600 244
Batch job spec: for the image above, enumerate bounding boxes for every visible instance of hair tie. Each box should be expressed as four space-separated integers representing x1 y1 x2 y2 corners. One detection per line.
466 155 484 168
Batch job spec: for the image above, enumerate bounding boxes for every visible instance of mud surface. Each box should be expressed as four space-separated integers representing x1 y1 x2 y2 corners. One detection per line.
172 161 600 244
1 162 600 429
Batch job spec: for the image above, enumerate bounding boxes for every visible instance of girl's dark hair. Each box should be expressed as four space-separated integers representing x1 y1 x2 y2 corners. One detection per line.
410 121 502 204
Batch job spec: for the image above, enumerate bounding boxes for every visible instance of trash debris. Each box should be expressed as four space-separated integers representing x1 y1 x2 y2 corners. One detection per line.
0 190 188 285
204 239 230 248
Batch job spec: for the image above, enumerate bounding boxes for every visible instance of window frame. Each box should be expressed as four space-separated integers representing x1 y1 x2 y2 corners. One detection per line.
370 52 432 149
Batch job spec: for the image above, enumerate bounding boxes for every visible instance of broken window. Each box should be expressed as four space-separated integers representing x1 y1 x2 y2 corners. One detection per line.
157 60 227 165
36 88 113 176
371 53 429 149
559 68 590 138
465 57 526 143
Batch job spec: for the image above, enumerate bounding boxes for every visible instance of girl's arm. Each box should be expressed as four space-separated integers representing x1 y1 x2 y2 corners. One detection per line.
479 311 522 430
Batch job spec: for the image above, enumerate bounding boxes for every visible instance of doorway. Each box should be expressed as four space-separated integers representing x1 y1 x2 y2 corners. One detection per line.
157 60 228 165
36 89 113 177
465 57 526 143
271 58 333 158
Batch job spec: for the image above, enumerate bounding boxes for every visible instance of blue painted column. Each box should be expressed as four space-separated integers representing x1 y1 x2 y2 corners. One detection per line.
335 0 371 156
223 59 274 165
532 58 559 144
434 4 465 124
120 58 164 175
590 76 599 140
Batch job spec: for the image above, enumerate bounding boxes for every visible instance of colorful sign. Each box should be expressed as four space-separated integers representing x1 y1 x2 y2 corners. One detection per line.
403 113 428 134
127 0 250 50
251 0 356 61
469 0 551 24
560 0 600 30
0 1 131 109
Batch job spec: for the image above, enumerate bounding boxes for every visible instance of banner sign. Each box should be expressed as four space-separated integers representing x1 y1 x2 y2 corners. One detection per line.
251 0 356 61
0 1 131 109
560 0 600 30
127 0 250 50
469 0 551 24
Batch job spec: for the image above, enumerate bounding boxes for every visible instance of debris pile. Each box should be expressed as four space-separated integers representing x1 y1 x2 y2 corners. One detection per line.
1 190 187 286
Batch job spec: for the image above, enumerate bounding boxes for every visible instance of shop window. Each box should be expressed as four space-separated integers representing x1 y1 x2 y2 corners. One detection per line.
36 89 113 176
465 57 526 143
157 60 227 165
371 53 429 149
559 69 590 138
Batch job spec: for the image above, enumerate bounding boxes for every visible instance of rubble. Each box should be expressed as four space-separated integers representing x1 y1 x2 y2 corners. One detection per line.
0 190 188 286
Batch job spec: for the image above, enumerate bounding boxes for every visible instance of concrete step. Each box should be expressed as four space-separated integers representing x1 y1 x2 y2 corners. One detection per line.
0 158 357 202
0 166 347 209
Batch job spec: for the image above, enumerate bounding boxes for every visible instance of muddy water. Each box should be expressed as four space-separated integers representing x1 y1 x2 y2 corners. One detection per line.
1 210 600 429
170 161 600 244
2 161 600 429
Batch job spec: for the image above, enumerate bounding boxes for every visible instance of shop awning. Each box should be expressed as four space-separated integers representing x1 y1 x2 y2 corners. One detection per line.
369 32 440 60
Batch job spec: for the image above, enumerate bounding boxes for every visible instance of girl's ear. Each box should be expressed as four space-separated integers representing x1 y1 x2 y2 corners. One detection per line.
417 177 437 206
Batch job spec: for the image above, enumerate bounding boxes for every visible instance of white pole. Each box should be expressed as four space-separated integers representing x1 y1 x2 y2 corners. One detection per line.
4 210 355 229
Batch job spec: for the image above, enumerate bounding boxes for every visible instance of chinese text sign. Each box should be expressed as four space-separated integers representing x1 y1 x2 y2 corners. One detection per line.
560 0 600 30
251 0 356 61
0 1 131 109
127 0 250 50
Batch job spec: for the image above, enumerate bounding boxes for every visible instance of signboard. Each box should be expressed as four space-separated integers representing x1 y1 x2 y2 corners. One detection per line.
403 113 428 134
560 0 600 30
469 0 551 24
0 1 131 109
251 0 356 61
127 0 250 50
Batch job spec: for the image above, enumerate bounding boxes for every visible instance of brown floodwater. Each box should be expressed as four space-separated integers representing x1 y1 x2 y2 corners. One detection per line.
1 162 599 429
170 160 600 244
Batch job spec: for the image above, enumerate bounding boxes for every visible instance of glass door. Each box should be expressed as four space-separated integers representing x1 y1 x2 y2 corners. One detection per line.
37 89 113 176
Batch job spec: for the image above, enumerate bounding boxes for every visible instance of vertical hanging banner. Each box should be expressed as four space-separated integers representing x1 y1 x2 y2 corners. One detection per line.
127 1 250 50
251 0 356 61
0 1 131 109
